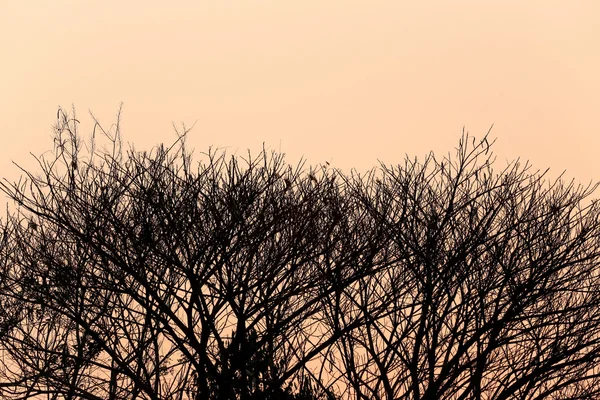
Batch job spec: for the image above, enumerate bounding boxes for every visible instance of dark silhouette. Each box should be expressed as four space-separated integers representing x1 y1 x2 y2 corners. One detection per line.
2 108 600 399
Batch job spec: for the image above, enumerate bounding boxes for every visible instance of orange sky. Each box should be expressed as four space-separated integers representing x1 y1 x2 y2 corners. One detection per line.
1 1 599 185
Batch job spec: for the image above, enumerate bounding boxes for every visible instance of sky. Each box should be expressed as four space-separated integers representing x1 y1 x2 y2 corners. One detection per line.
1 1 599 185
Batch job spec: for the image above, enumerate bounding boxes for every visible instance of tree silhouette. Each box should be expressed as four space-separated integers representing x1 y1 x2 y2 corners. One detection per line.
1 109 600 399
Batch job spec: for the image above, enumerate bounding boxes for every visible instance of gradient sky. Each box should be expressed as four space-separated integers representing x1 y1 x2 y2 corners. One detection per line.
1 1 599 185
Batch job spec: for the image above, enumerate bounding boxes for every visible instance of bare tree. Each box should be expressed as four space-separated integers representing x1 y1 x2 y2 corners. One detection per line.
2 109 600 399
0 108 387 399
321 135 600 399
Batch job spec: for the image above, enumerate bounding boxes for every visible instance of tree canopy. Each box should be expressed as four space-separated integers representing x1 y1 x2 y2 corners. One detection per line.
2 109 600 399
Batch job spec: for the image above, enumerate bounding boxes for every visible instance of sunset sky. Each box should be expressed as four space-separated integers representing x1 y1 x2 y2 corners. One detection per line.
1 1 599 185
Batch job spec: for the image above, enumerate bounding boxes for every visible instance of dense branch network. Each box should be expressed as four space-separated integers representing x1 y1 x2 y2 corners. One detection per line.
1 109 600 399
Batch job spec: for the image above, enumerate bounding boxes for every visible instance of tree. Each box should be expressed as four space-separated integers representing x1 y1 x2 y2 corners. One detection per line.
324 137 600 399
0 108 373 399
1 109 600 399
